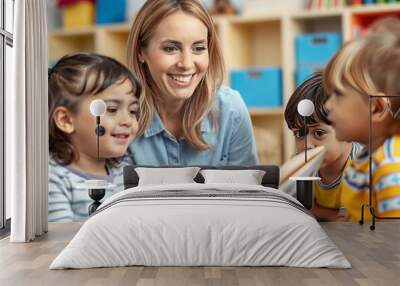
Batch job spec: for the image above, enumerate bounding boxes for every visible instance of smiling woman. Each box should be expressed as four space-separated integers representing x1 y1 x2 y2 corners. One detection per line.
127 0 258 166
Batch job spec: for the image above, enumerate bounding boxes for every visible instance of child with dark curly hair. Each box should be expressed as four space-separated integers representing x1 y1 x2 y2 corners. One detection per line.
48 52 141 222
284 72 362 221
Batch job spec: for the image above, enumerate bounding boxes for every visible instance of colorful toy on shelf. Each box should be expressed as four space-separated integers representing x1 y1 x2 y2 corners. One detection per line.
209 0 238 15
307 0 347 9
351 13 400 38
96 0 126 24
307 0 400 8
57 0 95 28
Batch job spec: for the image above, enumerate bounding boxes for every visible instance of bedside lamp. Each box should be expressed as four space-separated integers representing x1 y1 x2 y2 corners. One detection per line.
297 99 315 162
89 99 107 161
77 99 115 215
290 99 321 210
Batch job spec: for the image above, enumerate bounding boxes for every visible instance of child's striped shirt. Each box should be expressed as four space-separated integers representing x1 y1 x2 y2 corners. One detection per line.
48 155 133 222
343 134 400 221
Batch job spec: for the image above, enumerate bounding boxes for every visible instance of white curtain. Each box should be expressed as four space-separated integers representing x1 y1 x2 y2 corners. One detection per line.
8 0 48 242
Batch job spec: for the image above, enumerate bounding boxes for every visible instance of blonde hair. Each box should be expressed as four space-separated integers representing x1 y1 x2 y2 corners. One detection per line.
325 33 400 95
363 33 400 98
127 0 225 150
324 32 400 129
324 39 376 97
367 16 400 35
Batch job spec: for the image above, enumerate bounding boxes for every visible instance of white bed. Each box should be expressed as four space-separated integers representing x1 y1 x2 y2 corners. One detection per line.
50 183 351 269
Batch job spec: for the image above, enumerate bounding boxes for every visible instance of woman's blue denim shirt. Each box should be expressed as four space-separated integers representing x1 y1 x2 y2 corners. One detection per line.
129 86 259 166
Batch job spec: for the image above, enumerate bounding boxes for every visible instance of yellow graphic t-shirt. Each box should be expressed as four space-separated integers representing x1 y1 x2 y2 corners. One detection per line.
313 143 362 209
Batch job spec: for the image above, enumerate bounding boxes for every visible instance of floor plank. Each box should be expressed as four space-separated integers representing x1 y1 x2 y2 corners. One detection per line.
0 222 399 286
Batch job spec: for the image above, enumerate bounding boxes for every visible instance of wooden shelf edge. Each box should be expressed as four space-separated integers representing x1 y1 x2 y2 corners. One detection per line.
291 9 344 19
49 26 96 37
49 4 400 37
49 22 132 37
229 14 282 24
294 3 400 18
249 108 283 117
99 23 132 33
350 3 400 15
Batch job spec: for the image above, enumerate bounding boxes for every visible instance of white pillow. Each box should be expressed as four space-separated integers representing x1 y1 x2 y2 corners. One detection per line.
200 169 266 185
135 167 201 186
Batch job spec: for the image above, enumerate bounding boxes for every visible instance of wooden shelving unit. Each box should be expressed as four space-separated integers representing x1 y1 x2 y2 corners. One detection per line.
48 3 400 165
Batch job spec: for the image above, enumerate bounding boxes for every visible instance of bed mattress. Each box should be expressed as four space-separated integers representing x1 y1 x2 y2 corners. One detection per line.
50 183 351 269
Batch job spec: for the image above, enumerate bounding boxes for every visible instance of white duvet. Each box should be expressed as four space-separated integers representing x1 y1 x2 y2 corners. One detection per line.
50 183 351 269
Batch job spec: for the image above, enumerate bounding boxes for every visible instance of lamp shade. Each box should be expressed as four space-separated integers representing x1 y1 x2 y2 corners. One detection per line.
297 99 315 117
89 99 107 116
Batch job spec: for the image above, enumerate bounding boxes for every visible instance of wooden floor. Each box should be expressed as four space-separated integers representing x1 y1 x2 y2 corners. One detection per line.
1 222 400 286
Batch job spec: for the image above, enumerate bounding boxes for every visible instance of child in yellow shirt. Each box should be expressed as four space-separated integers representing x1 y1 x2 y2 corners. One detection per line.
324 32 400 222
284 72 362 221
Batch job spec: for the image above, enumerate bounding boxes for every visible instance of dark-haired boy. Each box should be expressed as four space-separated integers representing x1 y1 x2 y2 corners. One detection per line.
284 72 362 221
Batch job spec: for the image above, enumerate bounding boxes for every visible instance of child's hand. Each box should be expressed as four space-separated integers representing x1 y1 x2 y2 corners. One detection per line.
311 203 349 222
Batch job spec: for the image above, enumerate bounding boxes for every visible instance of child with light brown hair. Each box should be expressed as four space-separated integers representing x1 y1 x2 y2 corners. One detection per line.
324 32 400 222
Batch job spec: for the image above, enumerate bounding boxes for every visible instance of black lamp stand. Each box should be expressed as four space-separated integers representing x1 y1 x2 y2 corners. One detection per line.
87 115 107 215
296 180 313 210
88 188 106 215
290 115 318 210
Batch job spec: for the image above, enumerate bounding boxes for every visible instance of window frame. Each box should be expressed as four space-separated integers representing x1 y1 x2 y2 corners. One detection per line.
0 0 13 234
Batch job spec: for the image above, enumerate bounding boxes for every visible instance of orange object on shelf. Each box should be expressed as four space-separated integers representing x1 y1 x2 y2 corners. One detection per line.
351 12 400 38
63 2 95 28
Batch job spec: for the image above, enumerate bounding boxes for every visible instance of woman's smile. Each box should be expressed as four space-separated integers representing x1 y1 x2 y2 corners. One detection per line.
167 73 195 87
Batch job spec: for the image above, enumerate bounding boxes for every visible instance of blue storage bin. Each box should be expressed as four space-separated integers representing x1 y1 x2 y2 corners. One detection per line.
96 0 126 24
295 67 324 87
296 32 342 67
230 67 282 108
